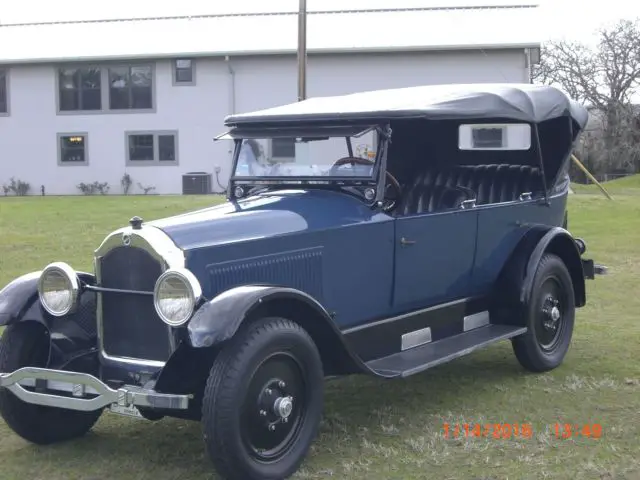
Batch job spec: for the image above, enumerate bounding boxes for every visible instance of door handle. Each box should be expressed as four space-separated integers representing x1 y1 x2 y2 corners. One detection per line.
400 237 416 246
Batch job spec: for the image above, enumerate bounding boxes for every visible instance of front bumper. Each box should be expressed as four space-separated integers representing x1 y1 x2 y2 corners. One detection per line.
0 367 190 412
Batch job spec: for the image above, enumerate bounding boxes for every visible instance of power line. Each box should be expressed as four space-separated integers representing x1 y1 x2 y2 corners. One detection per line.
0 4 537 28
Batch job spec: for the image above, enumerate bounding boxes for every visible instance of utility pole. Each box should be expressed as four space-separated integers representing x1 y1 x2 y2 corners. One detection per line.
297 0 307 101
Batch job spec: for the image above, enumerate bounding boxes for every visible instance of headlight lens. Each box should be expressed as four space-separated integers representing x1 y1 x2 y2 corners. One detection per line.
153 268 202 326
37 262 80 316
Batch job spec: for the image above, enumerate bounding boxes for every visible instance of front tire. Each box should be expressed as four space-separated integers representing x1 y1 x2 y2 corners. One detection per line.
512 253 576 372
202 317 324 480
0 322 103 445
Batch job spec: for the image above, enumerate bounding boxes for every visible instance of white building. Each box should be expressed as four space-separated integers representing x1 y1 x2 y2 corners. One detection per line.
0 4 541 195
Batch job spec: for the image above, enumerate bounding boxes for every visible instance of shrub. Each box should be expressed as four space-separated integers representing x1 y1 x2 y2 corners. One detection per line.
2 177 31 196
77 181 110 195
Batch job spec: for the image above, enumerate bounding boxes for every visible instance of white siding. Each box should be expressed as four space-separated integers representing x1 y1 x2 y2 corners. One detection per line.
0 49 527 195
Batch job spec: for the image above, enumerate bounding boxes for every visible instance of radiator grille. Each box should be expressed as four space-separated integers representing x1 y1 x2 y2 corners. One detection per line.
99 246 171 362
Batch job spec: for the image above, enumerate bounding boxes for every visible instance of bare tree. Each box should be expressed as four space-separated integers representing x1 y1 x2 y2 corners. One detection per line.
533 19 640 176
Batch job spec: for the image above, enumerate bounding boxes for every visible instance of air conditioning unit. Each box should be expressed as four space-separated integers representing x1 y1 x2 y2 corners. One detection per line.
182 172 212 195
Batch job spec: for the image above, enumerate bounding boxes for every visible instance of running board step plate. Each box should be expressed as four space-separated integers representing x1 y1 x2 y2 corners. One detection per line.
366 325 527 378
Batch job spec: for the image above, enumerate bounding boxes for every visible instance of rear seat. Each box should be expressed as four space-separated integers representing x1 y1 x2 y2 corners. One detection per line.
397 164 542 215
451 165 543 205
397 172 474 216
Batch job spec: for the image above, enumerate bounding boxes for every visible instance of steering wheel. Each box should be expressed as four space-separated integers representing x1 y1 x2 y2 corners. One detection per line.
329 156 401 212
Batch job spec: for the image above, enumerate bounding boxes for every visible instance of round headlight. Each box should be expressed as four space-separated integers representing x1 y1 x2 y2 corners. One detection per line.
153 268 202 326
37 262 80 317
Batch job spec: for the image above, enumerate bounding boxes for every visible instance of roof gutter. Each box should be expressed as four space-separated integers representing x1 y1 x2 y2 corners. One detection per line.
0 43 542 66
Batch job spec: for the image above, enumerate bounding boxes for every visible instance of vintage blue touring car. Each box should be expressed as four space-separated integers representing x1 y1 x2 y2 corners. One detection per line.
0 83 606 479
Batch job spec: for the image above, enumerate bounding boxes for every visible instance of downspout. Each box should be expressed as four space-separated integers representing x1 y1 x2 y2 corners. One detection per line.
219 55 236 195
525 48 532 83
225 54 236 154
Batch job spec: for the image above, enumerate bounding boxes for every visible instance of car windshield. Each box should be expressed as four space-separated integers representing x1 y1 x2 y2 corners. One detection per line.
232 126 379 179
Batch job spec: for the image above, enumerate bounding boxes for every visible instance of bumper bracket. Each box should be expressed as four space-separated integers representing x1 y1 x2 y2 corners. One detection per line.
582 258 608 279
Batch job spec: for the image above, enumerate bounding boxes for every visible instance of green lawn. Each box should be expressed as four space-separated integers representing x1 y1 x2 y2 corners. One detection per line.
0 190 639 480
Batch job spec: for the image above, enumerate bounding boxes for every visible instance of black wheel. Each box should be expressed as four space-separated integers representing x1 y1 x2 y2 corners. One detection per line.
512 253 576 372
0 322 103 445
202 317 324 480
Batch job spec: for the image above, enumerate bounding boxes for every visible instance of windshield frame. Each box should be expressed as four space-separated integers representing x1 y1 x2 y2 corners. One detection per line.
224 123 390 200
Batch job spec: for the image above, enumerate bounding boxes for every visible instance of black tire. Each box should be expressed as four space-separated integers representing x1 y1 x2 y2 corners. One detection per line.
512 253 576 372
202 317 324 480
0 322 103 445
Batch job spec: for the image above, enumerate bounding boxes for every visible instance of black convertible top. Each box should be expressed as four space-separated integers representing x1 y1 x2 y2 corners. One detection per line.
224 83 588 129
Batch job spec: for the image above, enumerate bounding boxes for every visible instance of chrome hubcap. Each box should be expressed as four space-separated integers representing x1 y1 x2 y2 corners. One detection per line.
273 396 294 419
542 296 561 330
535 276 568 352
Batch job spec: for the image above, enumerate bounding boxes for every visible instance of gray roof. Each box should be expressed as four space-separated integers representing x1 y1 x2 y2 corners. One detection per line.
224 83 589 129
0 5 540 65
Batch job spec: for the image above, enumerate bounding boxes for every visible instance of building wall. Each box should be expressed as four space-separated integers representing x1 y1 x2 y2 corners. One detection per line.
0 49 527 195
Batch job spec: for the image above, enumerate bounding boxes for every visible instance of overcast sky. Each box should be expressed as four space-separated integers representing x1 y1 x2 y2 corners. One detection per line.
2 0 639 44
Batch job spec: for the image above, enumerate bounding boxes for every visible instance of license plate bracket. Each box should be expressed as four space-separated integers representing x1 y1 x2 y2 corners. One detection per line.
109 403 144 419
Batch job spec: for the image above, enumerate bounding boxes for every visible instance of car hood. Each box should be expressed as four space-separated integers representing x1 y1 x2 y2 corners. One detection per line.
148 189 387 251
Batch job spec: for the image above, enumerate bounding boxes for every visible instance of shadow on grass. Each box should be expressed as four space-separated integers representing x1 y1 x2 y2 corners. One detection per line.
3 344 526 478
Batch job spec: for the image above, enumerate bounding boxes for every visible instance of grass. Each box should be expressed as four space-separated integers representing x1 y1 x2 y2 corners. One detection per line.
571 173 640 196
1 189 639 480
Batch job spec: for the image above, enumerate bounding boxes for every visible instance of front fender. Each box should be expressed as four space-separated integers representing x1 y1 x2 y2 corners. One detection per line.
0 270 99 371
186 285 368 376
0 271 43 326
187 285 336 348
0 270 96 327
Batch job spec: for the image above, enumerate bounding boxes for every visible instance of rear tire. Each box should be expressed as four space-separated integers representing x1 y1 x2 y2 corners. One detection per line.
512 253 576 372
0 322 103 445
202 317 324 480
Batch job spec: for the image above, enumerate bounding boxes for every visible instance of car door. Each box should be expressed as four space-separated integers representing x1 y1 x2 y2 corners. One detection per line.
393 208 479 309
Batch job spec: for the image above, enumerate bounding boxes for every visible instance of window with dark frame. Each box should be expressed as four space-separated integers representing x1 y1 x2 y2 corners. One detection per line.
271 138 296 159
57 64 153 112
58 67 101 111
0 70 7 114
472 127 504 148
158 134 176 161
59 135 87 164
174 59 194 84
127 132 177 164
128 134 155 161
109 65 153 110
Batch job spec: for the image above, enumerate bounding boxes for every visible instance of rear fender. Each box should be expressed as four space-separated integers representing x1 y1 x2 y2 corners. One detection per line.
187 285 366 376
491 226 586 325
521 227 586 308
0 270 99 368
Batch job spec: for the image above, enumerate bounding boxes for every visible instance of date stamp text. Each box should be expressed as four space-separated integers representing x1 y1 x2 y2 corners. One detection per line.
442 422 603 439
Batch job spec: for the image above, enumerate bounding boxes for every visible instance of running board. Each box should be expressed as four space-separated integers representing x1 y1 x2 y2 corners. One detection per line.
366 325 527 378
